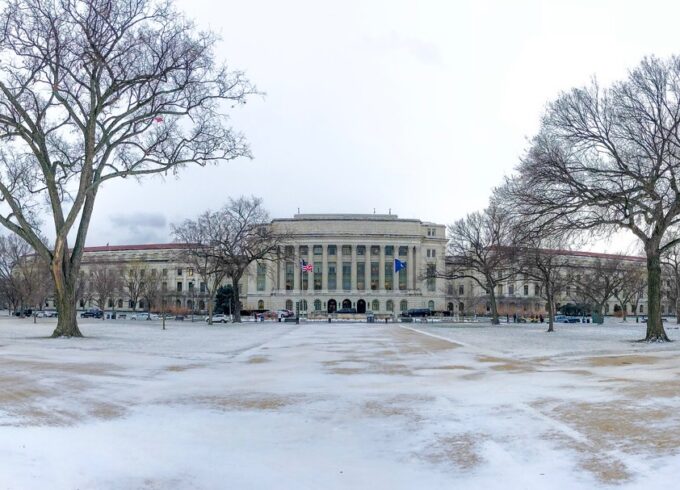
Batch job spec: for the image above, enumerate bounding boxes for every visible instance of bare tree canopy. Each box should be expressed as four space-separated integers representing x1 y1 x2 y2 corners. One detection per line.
446 204 519 325
0 0 255 336
504 55 680 341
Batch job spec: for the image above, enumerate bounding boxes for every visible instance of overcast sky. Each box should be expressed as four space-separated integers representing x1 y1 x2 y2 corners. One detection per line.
85 0 680 251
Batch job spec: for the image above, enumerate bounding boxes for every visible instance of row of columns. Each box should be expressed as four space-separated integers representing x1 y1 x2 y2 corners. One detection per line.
275 244 418 293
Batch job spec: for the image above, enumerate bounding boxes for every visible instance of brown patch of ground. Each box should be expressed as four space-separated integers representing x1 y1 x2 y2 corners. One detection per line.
621 379 680 399
165 363 206 372
88 402 127 420
586 355 659 367
245 356 269 364
362 395 432 421
392 328 460 352
421 433 485 471
476 355 536 373
193 393 304 411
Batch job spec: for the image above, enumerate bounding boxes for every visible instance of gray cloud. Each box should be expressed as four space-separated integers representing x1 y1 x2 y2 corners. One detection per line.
108 212 168 244
365 31 442 66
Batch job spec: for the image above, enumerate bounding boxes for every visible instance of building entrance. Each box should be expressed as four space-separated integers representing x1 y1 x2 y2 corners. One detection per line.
342 299 352 309
328 299 337 313
357 299 366 314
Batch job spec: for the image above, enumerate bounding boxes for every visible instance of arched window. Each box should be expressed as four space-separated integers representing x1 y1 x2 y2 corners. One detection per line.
199 300 206 310
400 300 408 312
372 299 379 311
301 299 308 312
314 299 322 311
386 300 394 312
117 299 123 308
108 299 114 308
139 300 145 310
447 302 454 311
428 300 435 311
257 300 264 310
175 299 182 308
187 300 193 310
285 299 293 310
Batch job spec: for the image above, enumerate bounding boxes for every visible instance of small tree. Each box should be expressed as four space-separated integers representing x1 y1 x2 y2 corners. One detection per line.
142 269 162 313
89 263 122 318
446 204 520 325
575 258 625 320
0 0 255 337
613 263 647 322
122 262 146 311
212 196 287 323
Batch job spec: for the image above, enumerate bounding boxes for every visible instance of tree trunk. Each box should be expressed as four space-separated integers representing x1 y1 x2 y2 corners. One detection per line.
487 279 499 325
645 250 670 341
206 292 215 325
546 293 555 333
51 280 82 337
231 277 241 323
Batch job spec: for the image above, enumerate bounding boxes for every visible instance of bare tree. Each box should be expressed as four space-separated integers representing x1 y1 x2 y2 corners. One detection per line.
122 262 146 312
142 269 162 313
516 236 575 333
89 262 122 318
662 243 680 323
0 0 255 337
503 55 680 341
575 258 625 321
445 204 519 325
211 196 287 323
613 263 647 322
172 216 229 325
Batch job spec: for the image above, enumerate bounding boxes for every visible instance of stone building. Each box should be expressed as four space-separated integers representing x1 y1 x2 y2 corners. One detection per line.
243 214 448 315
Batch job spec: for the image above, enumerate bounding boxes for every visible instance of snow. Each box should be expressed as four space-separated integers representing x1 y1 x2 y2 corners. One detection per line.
2 316 680 489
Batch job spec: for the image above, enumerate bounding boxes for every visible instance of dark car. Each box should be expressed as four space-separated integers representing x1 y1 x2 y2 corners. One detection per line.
403 308 432 318
80 309 103 318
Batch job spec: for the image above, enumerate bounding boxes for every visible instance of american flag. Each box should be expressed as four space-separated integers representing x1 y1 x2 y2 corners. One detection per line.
300 259 313 272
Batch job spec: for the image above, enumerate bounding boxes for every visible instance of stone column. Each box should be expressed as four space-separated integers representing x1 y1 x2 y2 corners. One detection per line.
407 245 414 291
337 245 343 291
307 246 314 292
392 245 398 292
322 244 328 291
293 245 301 293
379 244 386 291
413 246 418 290
351 245 357 292
365 249 371 291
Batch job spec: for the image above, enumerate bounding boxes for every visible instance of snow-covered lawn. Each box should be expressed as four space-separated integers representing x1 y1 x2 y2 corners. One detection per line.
2 317 680 489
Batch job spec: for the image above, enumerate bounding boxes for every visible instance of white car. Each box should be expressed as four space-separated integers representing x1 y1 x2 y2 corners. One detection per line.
205 314 228 323
130 313 160 321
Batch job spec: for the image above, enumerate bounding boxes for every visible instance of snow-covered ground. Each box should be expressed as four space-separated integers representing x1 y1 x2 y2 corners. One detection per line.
2 316 680 489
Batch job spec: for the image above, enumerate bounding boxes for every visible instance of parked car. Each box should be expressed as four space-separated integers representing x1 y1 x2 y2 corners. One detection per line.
402 308 432 318
276 309 295 318
640 316 667 322
80 309 103 318
206 314 229 323
336 308 357 314
129 312 159 320
554 315 569 323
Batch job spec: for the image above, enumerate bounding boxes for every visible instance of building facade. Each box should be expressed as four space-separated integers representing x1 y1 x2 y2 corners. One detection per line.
243 214 448 316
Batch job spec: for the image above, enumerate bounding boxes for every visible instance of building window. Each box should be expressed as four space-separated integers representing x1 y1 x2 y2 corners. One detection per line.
399 266 407 290
342 245 351 256
384 262 393 290
372 299 379 311
200 282 207 293
188 268 194 276
357 263 365 290
386 300 394 311
162 269 168 277
285 299 293 310
300 299 308 312
370 262 379 290
188 282 194 292
257 264 266 291
199 300 205 310
314 299 322 311
162 282 167 292
459 285 464 295
534 284 540 296
118 299 123 308
428 300 435 311
328 245 337 256
108 299 113 308
299 245 308 255
285 246 294 257
313 245 322 256
427 264 436 291
257 300 264 310
370 245 380 256
640 305 644 313
342 262 351 290
302 264 309 290
314 262 322 290
357 245 365 256
398 246 408 256
129 300 134 308
177 268 182 276
400 300 408 312
497 284 503 295
285 262 294 291
328 263 337 290
177 282 183 292
524 284 529 296
509 285 514 295
385 246 394 256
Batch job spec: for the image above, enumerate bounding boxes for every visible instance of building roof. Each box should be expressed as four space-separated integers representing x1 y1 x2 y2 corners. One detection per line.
83 243 190 253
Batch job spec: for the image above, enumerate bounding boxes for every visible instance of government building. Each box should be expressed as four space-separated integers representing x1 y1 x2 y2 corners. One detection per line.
244 214 448 316
43 212 671 319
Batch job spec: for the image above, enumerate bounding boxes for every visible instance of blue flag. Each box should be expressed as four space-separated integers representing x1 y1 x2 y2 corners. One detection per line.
394 258 406 273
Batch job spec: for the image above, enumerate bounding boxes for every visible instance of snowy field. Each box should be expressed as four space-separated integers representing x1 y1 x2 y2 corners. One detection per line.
2 317 680 489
